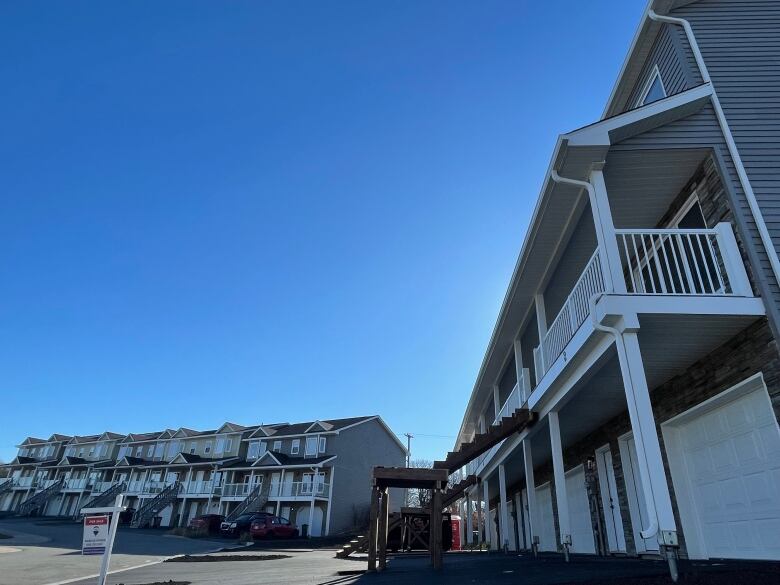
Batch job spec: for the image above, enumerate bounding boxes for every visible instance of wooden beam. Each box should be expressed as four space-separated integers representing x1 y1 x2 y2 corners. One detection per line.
373 466 449 489
378 488 389 571
367 486 379 572
431 489 442 569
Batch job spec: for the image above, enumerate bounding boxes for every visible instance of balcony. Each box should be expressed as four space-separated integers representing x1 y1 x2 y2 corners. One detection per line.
533 223 751 381
269 481 330 500
184 480 215 496
63 478 90 491
15 477 35 488
91 481 115 493
220 482 252 499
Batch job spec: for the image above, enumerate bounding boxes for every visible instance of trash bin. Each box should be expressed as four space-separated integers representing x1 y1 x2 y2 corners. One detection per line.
301 524 309 538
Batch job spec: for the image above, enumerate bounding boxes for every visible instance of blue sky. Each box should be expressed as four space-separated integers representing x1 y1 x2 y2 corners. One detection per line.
0 1 643 463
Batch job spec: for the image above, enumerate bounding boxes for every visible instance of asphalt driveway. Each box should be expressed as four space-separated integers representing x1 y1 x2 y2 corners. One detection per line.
0 517 229 585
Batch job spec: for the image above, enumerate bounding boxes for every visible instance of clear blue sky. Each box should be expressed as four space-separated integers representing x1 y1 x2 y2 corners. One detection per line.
0 1 644 463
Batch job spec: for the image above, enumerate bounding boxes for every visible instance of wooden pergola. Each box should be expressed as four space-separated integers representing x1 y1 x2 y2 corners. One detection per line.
368 466 449 571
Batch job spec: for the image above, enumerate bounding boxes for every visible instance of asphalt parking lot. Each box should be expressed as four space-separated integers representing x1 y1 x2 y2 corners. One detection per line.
0 517 228 585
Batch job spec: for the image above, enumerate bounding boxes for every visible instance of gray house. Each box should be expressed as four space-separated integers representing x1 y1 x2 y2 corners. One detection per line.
0 416 406 536
453 0 780 565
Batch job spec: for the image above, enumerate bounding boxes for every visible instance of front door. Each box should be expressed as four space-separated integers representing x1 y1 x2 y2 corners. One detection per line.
596 445 626 553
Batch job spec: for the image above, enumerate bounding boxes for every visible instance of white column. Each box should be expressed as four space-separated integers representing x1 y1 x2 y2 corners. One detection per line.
498 464 510 552
522 439 537 548
619 330 677 538
482 478 491 548
324 467 335 536
513 339 526 400
493 384 501 421
276 469 285 516
549 411 571 551
466 492 474 544
475 483 484 544
589 169 626 294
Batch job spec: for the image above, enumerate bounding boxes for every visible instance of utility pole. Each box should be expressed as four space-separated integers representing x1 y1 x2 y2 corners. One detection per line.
403 433 413 507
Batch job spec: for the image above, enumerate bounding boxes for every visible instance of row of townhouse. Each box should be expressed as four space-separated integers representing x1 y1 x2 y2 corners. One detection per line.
452 0 780 565
0 415 406 536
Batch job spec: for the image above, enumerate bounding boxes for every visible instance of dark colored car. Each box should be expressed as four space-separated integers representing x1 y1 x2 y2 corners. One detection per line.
220 512 269 537
250 515 299 539
188 514 224 534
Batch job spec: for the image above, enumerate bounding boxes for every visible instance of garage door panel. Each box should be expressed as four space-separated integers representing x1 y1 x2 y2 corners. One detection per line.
670 384 780 560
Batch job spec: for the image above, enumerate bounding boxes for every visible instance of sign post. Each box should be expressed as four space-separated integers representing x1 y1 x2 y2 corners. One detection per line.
82 494 125 585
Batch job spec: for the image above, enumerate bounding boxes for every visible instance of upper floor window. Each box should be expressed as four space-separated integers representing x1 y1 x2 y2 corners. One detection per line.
88 447 95 457
204 441 212 454
135 446 143 457
189 442 196 454
305 436 318 457
99 443 108 457
319 437 327 454
637 66 666 107
215 438 225 454
248 441 261 459
291 439 300 455
225 438 233 453
146 445 154 458
272 440 282 452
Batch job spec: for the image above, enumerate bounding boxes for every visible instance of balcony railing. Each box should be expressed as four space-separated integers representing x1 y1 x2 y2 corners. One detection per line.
492 372 531 427
64 478 89 491
269 480 329 498
221 482 252 498
615 224 746 296
184 480 216 495
16 477 35 488
92 481 115 493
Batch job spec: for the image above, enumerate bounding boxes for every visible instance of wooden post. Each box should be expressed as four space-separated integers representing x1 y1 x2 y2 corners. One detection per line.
378 488 389 571
367 486 379 571
431 488 442 569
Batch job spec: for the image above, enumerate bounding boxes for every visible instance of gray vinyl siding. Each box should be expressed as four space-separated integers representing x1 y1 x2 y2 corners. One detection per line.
625 23 701 110
326 419 405 534
671 1 780 248
610 102 780 336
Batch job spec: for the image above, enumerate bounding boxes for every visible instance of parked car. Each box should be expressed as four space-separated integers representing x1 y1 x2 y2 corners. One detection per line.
220 512 269 537
250 515 299 539
188 514 224 535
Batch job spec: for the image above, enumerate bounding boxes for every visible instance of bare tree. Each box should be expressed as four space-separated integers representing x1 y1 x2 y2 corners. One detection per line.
407 459 433 508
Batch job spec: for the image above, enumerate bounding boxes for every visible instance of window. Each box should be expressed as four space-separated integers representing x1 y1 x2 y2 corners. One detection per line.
248 441 261 459
319 437 327 454
147 445 154 458
189 442 196 454
99 443 108 457
204 442 212 454
78 448 84 457
136 446 143 457
637 66 666 107
305 436 318 457
291 439 300 455
272 440 282 452
88 447 95 457
225 438 233 452
154 442 165 459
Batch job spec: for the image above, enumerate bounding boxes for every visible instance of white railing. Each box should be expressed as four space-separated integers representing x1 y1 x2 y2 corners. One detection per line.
126 480 145 494
615 224 749 296
221 482 251 498
16 477 34 488
185 480 215 495
41 478 59 489
538 249 605 375
269 480 329 498
92 481 115 493
493 382 522 426
64 478 89 490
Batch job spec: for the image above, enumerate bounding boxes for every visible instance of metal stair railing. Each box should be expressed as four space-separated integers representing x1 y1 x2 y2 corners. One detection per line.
75 481 127 519
0 479 14 495
19 478 64 516
130 481 182 528
225 481 270 522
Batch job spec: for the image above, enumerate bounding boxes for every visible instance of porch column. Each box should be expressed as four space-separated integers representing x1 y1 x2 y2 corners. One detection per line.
549 411 571 558
618 328 677 541
276 469 285 516
324 467 335 536
466 492 474 545
482 478 491 548
497 464 510 552
588 169 626 294
522 439 537 552
475 481 484 545
493 384 501 421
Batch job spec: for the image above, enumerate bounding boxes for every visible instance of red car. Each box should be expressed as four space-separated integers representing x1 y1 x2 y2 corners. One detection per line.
188 514 224 534
250 515 299 539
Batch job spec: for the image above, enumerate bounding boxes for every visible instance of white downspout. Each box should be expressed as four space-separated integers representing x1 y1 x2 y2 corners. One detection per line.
549 169 659 540
648 9 780 291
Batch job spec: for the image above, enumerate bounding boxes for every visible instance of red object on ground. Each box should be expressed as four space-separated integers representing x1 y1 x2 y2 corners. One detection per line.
449 515 462 551
249 515 299 539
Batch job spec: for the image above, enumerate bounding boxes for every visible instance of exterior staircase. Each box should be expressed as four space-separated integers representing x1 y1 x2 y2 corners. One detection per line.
335 514 403 559
19 478 64 516
0 478 14 496
131 482 181 528
433 408 537 471
441 474 477 509
225 481 270 522
76 482 126 518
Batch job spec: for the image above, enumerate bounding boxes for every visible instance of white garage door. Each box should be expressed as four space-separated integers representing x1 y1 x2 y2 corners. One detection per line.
535 483 556 552
565 466 596 554
667 383 780 560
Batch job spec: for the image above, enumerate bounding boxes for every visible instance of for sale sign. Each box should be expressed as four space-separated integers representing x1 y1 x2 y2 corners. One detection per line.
82 515 109 555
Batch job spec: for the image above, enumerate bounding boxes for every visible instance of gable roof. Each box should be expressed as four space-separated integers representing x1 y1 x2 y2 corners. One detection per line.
305 420 334 433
